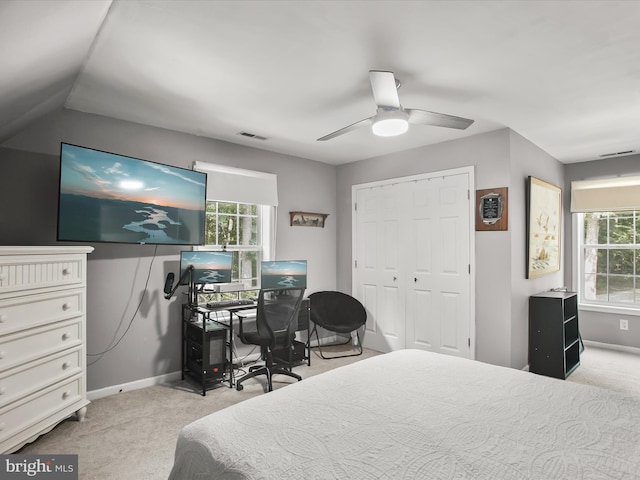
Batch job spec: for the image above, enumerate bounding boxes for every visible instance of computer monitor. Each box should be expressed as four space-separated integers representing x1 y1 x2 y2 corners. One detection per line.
260 260 307 289
180 251 233 285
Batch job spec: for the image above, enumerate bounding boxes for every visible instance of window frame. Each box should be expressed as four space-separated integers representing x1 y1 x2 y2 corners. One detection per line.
194 202 275 300
573 212 640 316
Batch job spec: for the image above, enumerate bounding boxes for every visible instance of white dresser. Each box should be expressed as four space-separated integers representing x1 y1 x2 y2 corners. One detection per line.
0 246 93 453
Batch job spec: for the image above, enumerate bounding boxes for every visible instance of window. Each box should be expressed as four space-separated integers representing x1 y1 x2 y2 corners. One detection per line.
576 210 640 310
190 161 278 302
197 200 274 302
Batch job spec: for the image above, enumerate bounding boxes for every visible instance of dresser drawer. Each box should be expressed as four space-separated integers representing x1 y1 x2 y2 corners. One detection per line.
0 375 83 445
0 254 85 295
0 320 81 373
0 347 82 408
0 289 84 335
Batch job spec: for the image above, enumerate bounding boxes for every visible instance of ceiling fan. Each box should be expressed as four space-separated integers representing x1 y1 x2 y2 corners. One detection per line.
317 70 474 141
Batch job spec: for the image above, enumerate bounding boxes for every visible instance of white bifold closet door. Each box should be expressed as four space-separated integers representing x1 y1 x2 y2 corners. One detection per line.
353 167 474 359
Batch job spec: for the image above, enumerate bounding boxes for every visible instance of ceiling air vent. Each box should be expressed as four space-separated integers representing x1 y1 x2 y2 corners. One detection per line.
237 131 268 141
600 150 635 158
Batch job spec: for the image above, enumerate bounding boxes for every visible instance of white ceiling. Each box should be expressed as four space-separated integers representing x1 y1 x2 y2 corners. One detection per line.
2 0 640 166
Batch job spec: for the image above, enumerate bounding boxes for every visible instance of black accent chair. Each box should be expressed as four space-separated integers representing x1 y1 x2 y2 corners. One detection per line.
309 291 367 359
236 288 305 392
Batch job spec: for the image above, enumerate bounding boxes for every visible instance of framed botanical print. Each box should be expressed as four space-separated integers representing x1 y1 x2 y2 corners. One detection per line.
526 176 561 278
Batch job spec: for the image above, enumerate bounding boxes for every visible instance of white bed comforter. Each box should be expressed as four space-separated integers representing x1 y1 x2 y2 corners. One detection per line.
169 349 640 479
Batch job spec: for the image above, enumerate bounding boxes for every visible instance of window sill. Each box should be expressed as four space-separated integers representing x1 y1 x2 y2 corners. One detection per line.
578 303 640 317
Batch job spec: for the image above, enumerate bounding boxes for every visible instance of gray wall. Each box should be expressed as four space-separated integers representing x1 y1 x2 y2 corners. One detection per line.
564 154 640 349
337 128 565 369
1 108 337 391
3 106 635 391
508 130 565 367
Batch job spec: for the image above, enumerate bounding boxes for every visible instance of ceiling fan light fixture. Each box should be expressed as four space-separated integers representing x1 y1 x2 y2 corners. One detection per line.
371 109 409 137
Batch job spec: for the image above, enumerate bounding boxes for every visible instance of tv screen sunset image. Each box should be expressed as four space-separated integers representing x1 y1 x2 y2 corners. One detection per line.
58 144 206 245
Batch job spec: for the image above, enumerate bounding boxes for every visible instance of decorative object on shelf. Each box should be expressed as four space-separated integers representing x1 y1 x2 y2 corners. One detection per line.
289 211 329 228
526 176 562 278
475 187 508 231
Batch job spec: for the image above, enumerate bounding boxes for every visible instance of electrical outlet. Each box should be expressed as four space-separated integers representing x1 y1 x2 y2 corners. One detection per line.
620 319 629 331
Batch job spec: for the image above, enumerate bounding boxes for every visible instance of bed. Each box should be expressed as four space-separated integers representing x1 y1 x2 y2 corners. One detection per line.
169 349 640 479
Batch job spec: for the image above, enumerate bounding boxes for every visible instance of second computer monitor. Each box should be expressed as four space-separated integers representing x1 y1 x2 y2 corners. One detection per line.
180 251 233 285
260 260 307 290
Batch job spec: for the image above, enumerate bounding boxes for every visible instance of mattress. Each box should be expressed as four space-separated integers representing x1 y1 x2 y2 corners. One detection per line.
169 349 640 479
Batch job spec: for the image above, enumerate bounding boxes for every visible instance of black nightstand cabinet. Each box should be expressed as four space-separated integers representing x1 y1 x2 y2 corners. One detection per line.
529 291 580 379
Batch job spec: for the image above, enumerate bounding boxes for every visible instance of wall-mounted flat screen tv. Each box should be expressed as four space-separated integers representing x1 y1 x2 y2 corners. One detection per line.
260 260 307 289
180 251 233 285
58 143 207 245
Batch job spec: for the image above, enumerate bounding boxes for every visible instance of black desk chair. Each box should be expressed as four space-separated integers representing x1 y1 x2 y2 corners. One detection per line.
236 288 305 392
309 291 367 359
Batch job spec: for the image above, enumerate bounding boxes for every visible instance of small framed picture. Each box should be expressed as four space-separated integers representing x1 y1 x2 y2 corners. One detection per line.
289 211 329 228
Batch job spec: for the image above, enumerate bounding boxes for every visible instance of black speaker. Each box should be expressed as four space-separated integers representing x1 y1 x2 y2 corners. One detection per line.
163 272 175 295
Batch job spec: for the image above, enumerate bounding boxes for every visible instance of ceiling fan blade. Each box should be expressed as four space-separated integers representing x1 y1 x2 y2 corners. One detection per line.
406 109 474 130
369 70 400 109
317 117 372 141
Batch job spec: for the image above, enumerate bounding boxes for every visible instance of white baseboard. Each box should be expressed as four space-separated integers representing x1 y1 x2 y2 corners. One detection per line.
583 340 640 355
521 340 640 374
233 351 261 366
88 333 351 400
87 370 182 401
308 333 345 348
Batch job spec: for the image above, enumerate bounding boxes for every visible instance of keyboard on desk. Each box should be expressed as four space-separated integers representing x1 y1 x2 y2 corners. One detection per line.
206 298 255 309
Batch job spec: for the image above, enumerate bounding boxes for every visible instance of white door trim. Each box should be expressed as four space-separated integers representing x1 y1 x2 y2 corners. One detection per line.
351 165 476 359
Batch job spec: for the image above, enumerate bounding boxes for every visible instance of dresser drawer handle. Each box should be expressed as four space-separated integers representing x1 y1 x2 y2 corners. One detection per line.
62 268 71 276
62 390 71 400
62 332 70 341
62 361 71 370
0 314 6 323
62 303 72 311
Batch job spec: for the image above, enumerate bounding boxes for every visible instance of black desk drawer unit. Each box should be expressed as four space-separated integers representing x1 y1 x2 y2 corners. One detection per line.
529 291 580 379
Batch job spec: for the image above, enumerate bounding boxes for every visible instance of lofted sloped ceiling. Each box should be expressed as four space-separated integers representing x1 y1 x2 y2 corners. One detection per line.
2 0 640 166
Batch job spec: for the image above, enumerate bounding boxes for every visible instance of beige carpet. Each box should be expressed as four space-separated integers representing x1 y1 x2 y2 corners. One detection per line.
16 345 640 479
17 346 380 480
565 343 640 396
